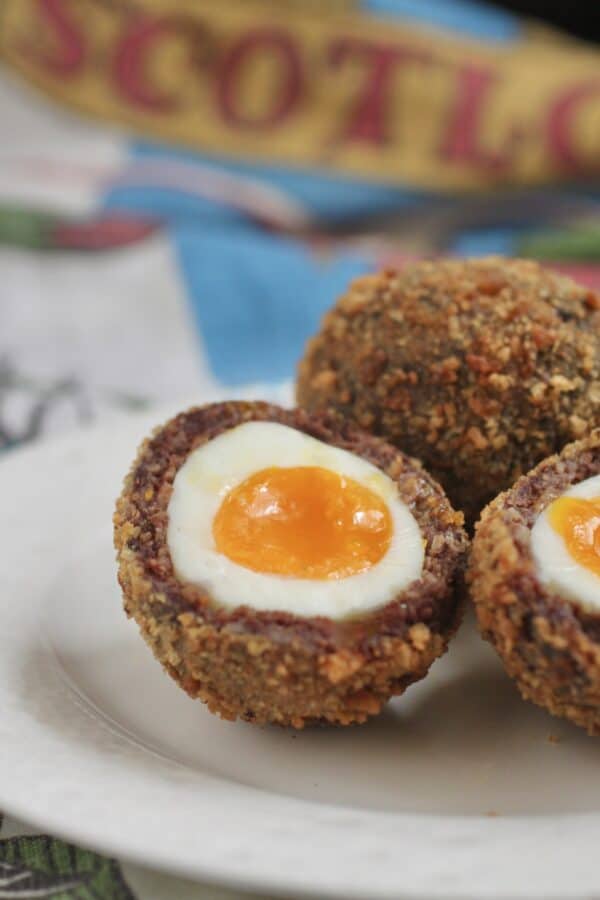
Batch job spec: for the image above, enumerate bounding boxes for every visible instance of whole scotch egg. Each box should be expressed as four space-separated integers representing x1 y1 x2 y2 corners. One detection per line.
297 257 600 525
469 429 600 735
115 402 467 727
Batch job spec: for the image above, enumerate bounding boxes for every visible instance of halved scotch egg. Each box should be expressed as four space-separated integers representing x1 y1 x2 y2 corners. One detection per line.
114 402 467 727
469 429 600 735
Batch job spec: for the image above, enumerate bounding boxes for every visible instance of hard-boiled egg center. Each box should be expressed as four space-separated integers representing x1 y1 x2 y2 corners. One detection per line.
212 465 393 580
548 495 600 577
531 473 600 613
167 420 424 619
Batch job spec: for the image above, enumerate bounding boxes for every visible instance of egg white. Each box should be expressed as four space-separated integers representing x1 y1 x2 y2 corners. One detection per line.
167 421 424 619
531 473 600 612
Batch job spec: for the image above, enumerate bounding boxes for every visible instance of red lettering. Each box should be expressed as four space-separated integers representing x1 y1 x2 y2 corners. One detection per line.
22 0 84 76
548 80 600 172
439 65 515 170
328 38 428 145
217 29 302 129
114 17 183 112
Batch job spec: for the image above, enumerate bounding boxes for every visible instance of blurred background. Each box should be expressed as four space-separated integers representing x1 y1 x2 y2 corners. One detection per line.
0 0 599 451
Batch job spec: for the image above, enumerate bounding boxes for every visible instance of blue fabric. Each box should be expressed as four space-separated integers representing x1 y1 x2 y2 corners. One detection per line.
170 223 371 384
451 228 519 257
129 141 432 223
361 0 519 40
103 184 249 226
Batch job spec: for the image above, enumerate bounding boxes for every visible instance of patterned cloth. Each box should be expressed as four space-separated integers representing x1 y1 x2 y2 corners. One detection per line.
1 0 600 897
0 817 268 899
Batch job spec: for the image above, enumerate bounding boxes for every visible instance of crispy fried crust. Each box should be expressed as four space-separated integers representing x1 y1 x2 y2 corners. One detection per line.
297 257 600 524
114 401 468 727
468 430 600 735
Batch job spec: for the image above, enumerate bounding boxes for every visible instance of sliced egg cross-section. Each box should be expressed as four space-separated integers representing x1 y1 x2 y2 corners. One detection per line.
531 474 600 611
167 421 424 619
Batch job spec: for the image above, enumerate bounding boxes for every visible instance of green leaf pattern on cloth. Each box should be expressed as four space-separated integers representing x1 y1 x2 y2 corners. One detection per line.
0 818 136 900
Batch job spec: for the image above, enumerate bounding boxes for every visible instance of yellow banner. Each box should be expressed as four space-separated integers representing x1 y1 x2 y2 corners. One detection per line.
1 0 599 189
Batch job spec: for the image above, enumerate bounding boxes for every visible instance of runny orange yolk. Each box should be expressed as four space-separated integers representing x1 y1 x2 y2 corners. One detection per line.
212 465 393 579
549 496 600 577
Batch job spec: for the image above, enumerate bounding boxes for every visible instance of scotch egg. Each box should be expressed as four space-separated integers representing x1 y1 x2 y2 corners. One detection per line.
115 402 467 728
469 429 600 735
297 257 600 525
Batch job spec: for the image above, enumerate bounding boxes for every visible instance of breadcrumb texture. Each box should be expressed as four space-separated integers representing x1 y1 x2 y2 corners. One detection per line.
297 257 600 524
114 401 468 728
468 430 600 735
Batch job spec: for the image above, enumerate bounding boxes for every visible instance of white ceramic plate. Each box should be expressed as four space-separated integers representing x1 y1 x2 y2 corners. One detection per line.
3 397 600 900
